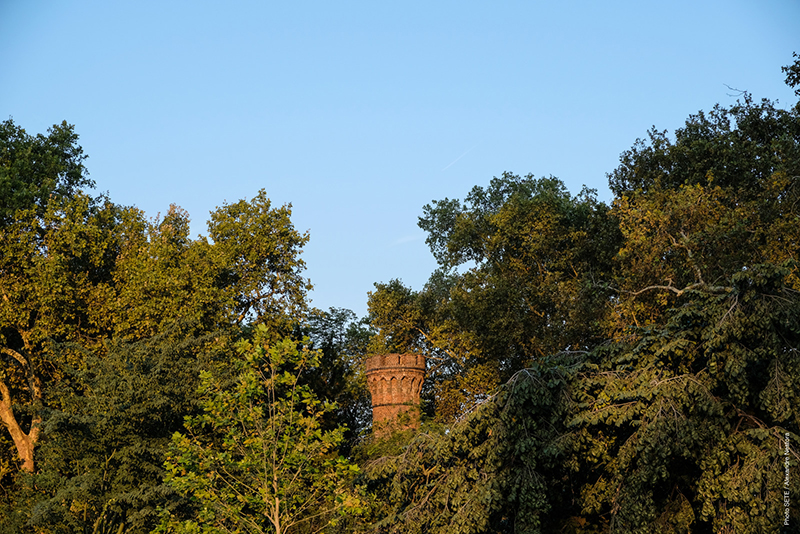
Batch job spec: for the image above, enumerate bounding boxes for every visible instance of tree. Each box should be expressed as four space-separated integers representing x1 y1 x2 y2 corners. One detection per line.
0 192 121 474
369 173 620 421
111 190 311 342
206 192 311 333
156 325 364 534
782 52 800 99
562 63 800 532
609 176 800 335
360 361 571 534
0 166 312 474
362 58 800 533
606 75 800 333
25 328 216 534
607 95 800 199
304 307 374 447
1 120 315 531
0 119 93 226
568 264 800 533
10 195 311 533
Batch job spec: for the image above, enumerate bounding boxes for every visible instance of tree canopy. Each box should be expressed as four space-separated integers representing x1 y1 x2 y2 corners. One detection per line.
361 54 800 533
1 53 799 534
0 119 318 532
0 119 93 225
156 325 364 534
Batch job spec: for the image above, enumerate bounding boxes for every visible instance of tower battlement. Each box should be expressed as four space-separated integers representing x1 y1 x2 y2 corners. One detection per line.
366 353 425 435
365 353 426 373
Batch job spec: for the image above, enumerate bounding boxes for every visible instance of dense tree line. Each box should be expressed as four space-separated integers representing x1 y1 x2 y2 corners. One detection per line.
362 55 800 533
0 54 798 533
0 119 360 532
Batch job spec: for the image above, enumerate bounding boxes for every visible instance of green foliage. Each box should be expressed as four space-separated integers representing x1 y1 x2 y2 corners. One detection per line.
208 191 311 334
110 204 220 340
0 119 93 225
568 264 800 533
156 325 364 534
783 52 800 98
611 172 800 333
112 190 310 341
304 308 374 447
3 58 800 534
1 121 316 532
0 191 123 475
10 188 313 528
607 94 800 197
370 173 619 421
362 62 800 533
359 358 572 534
25 329 214 534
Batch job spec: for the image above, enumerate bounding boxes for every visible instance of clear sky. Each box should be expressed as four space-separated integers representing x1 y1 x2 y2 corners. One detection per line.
2 1 798 317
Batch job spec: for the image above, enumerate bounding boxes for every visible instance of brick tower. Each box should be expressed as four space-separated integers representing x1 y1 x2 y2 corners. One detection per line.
366 353 425 435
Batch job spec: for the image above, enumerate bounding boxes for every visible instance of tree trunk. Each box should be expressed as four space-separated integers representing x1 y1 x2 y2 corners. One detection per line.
0 378 39 472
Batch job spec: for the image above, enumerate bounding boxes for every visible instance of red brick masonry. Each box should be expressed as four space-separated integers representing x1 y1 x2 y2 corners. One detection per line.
365 353 425 433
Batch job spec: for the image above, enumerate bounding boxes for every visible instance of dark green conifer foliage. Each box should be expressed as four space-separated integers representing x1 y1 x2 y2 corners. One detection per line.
25 328 215 534
359 358 571 534
569 264 800 533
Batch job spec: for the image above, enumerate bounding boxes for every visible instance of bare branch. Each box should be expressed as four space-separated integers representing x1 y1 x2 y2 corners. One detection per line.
724 83 748 97
0 347 27 368
414 327 453 361
627 281 731 297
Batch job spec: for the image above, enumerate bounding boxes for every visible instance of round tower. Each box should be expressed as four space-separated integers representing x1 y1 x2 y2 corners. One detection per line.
365 353 425 435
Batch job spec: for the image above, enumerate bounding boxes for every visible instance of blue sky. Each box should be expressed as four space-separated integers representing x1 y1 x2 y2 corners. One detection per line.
2 1 798 317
